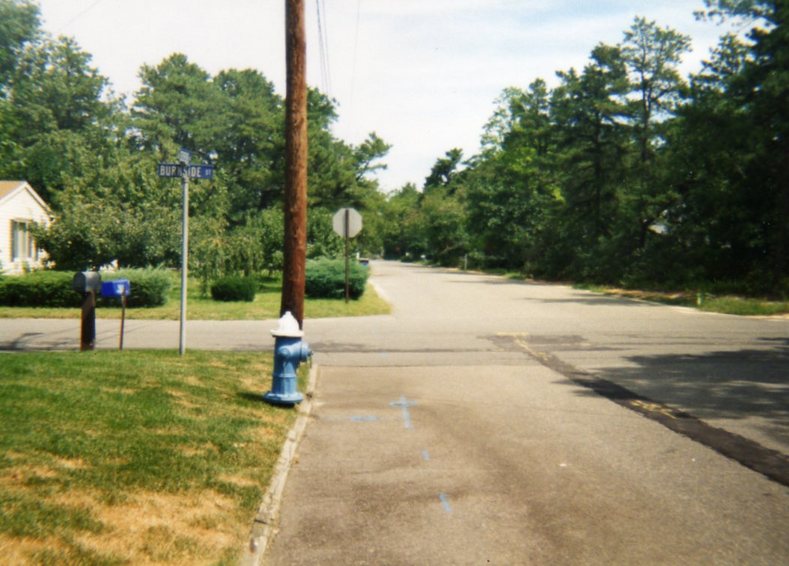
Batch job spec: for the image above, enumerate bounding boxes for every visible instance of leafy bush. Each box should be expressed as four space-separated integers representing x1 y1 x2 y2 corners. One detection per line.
305 258 368 300
101 269 171 308
0 271 78 307
0 269 171 308
210 276 257 302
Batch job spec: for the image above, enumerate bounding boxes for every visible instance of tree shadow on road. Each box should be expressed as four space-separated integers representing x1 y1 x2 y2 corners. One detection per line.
586 337 789 449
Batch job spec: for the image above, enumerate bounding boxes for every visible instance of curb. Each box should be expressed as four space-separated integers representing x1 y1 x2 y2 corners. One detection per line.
241 363 319 566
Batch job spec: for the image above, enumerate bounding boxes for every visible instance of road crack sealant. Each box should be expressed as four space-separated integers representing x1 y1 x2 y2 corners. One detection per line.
502 333 789 487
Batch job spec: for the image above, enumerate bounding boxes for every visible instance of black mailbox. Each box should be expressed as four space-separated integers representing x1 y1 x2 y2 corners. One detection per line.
73 271 102 294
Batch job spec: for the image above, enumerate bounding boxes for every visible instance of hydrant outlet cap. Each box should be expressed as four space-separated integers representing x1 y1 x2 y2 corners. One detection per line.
271 311 304 337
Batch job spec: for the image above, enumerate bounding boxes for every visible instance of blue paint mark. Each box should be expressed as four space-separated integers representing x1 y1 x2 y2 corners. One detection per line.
421 449 430 462
389 395 416 429
350 415 379 423
438 493 452 514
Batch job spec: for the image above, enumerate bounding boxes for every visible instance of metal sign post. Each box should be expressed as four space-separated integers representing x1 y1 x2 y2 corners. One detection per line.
179 165 189 356
158 150 216 356
332 207 363 303
344 208 350 302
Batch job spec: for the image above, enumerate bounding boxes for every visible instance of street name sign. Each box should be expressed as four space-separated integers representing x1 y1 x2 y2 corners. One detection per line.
157 163 215 180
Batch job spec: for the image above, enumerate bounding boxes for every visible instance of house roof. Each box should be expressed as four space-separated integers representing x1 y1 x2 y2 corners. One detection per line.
0 180 25 199
0 180 51 214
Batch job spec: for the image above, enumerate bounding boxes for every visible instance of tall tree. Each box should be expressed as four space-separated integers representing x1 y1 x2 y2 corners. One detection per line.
2 34 114 199
213 68 284 214
620 18 691 253
686 0 789 288
132 53 219 157
0 0 39 90
424 148 463 191
466 80 561 272
552 43 629 258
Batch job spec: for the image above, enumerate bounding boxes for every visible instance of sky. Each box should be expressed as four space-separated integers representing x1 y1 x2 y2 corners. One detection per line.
37 0 727 192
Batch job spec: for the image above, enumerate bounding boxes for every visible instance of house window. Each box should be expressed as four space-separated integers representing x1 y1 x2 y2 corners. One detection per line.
11 220 37 262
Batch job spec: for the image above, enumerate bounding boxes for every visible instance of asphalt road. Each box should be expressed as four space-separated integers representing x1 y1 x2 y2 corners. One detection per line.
2 261 787 564
265 261 788 565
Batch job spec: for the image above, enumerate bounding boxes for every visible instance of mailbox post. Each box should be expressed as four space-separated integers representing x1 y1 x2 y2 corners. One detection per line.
101 279 130 351
72 272 101 351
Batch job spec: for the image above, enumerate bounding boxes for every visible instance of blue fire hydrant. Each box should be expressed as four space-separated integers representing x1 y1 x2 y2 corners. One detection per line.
264 311 311 406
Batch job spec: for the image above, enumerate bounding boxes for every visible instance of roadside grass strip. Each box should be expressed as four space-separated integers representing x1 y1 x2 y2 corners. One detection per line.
575 285 789 316
0 350 298 565
0 279 391 321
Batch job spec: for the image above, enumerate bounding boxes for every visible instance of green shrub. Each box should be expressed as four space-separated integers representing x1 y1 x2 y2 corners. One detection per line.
305 258 368 300
210 276 258 302
101 269 171 308
0 271 78 307
0 269 171 308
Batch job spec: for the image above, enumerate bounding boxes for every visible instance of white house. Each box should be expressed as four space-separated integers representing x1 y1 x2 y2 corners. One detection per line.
0 180 52 274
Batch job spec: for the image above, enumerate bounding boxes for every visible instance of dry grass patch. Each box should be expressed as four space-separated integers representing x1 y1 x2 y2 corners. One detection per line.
0 535 54 565
65 490 240 564
0 350 300 565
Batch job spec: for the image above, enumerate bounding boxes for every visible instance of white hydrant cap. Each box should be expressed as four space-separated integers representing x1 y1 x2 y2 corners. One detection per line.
271 311 304 338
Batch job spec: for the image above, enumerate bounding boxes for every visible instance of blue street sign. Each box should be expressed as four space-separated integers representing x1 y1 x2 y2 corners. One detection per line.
157 163 214 179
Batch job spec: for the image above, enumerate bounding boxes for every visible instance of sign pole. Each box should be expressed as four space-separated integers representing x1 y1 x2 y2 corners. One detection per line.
332 207 363 304
344 208 350 303
179 167 189 356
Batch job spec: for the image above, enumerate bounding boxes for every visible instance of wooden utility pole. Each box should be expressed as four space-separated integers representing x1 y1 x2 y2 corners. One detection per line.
281 0 308 327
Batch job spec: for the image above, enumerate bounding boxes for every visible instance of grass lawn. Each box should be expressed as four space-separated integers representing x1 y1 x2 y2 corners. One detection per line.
0 277 391 320
575 285 789 316
467 268 789 317
0 350 302 565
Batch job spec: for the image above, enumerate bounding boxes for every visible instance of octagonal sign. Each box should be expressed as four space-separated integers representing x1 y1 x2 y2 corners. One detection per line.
332 207 363 238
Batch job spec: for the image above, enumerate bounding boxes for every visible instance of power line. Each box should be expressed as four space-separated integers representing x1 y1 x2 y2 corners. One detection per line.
315 0 332 94
349 0 361 109
56 0 106 33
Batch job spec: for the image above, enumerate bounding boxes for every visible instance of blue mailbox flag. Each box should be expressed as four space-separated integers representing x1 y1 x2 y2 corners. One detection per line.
101 279 130 298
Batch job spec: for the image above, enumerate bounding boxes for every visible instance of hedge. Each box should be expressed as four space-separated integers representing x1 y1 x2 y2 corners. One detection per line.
0 271 78 307
0 269 171 308
210 276 257 302
100 269 171 308
305 258 368 300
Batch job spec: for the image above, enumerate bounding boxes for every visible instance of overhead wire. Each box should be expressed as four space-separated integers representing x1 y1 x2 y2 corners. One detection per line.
349 0 361 109
315 0 332 95
56 0 106 33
